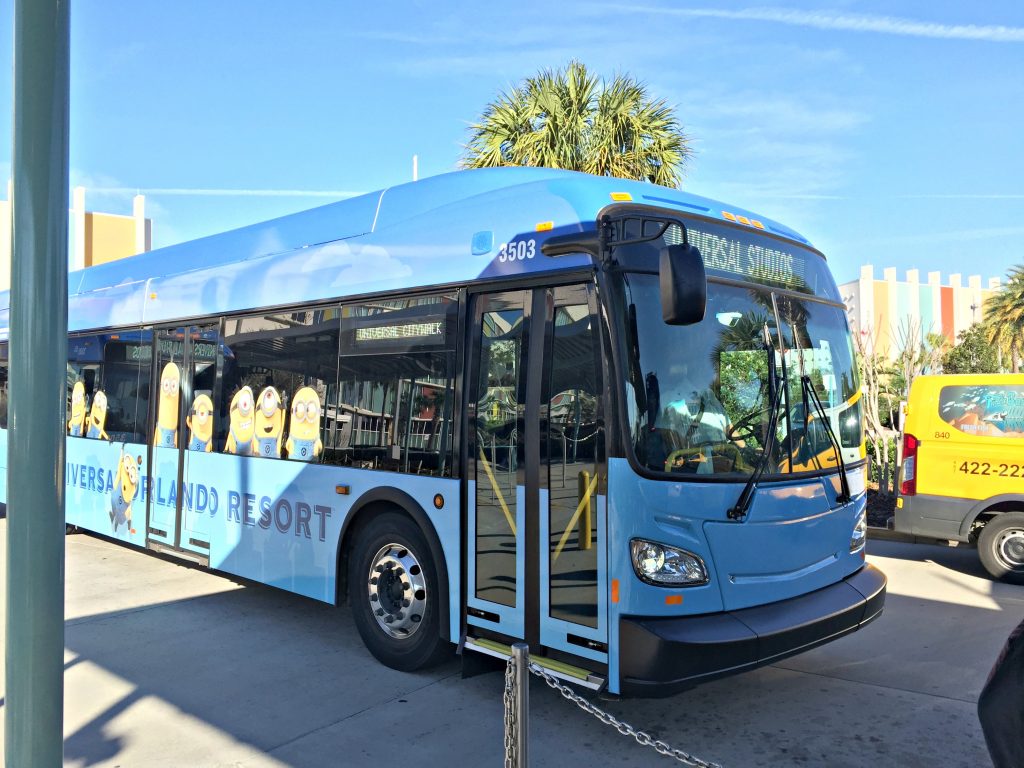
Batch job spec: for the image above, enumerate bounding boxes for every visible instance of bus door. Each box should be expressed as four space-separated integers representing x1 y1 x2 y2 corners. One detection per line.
146 323 221 559
466 284 607 663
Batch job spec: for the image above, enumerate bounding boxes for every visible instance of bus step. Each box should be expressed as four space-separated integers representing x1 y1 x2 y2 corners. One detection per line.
147 540 209 567
463 636 606 691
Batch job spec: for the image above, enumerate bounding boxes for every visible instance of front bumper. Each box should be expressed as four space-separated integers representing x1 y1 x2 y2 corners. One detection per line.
619 563 886 697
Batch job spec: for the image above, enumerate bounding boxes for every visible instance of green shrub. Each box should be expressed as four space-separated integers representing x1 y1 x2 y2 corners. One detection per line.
865 437 898 485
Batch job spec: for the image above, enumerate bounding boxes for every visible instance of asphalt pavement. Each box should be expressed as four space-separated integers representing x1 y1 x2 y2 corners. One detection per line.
1 522 1021 767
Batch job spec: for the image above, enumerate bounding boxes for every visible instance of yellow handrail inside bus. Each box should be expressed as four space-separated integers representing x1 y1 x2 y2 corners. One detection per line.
478 447 516 535
553 470 599 561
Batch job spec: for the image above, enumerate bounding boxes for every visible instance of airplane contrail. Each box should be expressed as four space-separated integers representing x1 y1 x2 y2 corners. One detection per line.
615 6 1024 43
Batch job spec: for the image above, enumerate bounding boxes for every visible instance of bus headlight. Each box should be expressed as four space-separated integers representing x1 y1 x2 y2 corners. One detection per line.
630 539 708 586
850 510 867 553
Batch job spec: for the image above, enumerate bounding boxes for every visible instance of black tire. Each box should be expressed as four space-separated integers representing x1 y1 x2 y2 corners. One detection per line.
978 512 1024 585
347 511 450 671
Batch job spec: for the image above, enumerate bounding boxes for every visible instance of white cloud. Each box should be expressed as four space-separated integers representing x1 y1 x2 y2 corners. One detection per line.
611 6 1024 43
853 226 1024 247
677 86 867 207
687 93 869 136
361 14 706 79
892 193 1024 200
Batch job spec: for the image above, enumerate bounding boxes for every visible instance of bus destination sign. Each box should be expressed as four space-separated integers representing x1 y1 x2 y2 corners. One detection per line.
686 225 807 291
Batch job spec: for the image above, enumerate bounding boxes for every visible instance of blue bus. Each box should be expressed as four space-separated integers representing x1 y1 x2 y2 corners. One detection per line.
0 168 885 696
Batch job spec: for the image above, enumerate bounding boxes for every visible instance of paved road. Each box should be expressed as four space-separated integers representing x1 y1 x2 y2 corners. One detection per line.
1 523 1021 767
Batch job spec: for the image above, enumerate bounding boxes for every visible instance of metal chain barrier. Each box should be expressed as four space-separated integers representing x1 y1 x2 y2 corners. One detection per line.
503 655 518 767
502 648 723 768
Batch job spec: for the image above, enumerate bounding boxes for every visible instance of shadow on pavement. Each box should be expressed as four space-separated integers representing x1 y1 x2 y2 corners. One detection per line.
60 579 459 767
53 562 1012 768
869 538 992 580
64 692 139 766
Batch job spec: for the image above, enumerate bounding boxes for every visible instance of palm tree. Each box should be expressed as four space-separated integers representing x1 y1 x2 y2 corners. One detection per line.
461 61 691 187
985 265 1024 373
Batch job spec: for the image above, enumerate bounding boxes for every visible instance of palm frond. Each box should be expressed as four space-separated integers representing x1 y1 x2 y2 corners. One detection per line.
983 265 1024 371
461 61 691 186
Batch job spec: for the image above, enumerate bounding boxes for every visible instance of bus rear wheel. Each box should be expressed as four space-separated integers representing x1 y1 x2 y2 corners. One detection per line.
978 512 1024 585
347 511 449 671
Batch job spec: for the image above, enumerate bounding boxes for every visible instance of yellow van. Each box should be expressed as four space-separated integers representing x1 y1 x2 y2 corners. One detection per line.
895 374 1024 582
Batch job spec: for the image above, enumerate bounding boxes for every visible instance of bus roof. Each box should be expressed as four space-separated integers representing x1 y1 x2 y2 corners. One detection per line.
0 167 813 335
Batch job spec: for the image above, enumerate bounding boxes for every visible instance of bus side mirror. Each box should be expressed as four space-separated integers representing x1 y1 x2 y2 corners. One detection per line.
659 244 706 325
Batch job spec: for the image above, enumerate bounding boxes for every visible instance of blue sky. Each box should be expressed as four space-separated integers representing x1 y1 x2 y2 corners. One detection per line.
0 1 1021 285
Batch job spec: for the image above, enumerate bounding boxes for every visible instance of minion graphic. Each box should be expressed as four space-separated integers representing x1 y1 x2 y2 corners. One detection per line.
254 386 285 458
109 449 140 533
86 390 110 440
285 386 323 462
186 394 214 452
224 386 256 456
68 381 87 436
153 362 180 447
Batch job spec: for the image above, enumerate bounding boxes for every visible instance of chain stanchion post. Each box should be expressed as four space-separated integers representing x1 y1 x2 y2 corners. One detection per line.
512 643 530 767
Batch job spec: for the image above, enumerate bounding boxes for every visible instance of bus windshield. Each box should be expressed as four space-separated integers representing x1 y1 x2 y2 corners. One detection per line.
615 247 861 479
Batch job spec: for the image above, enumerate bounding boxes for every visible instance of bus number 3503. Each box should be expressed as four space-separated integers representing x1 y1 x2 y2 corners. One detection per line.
497 239 536 262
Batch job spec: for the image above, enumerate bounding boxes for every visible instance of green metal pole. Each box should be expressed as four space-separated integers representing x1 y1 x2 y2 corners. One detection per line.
5 0 70 764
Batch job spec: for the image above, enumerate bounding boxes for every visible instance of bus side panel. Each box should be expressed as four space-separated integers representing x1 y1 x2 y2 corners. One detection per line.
199 452 344 601
65 437 148 549
184 451 460 617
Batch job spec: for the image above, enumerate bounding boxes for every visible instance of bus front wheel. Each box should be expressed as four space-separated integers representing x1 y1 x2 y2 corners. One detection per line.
347 511 449 671
978 512 1024 584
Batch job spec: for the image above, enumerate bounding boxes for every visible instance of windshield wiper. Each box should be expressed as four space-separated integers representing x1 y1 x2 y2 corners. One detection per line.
728 326 784 521
801 375 852 504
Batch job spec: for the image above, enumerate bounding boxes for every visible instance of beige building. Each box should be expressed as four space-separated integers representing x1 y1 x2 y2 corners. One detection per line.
0 185 152 291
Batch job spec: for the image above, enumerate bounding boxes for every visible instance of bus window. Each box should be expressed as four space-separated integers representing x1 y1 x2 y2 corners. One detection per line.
152 332 184 448
336 293 457 476
185 328 221 453
473 291 527 608
221 307 341 460
775 294 862 469
619 278 776 476
65 332 151 443
545 288 603 628
67 336 101 438
100 331 152 443
0 342 8 429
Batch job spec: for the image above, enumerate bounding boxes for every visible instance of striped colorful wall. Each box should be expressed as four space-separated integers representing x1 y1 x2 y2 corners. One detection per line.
838 267 1002 360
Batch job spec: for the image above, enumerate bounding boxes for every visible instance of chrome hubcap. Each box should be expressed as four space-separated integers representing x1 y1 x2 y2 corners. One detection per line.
997 528 1024 568
367 543 427 639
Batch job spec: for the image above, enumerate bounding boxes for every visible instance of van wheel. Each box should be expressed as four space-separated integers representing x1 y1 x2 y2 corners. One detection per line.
347 511 450 671
978 512 1024 584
